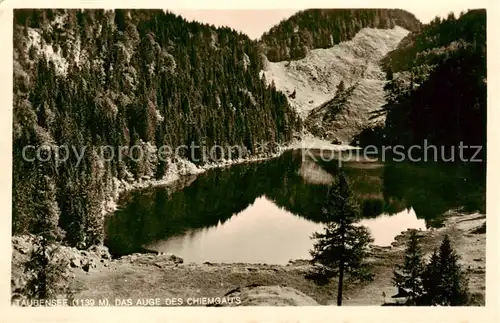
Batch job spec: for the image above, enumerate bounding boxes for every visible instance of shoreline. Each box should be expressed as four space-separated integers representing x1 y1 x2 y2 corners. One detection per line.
11 210 485 306
101 149 286 216
101 136 357 216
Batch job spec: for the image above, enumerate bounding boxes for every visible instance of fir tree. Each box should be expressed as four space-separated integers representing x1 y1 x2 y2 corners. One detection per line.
392 230 425 305
432 235 469 305
421 248 440 305
310 172 373 306
18 169 72 301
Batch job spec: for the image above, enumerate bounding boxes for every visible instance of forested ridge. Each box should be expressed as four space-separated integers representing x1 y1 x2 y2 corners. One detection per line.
13 9 301 248
260 9 421 62
379 9 486 162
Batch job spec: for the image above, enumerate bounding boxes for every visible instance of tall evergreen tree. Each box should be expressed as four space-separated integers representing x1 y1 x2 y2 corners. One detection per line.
394 235 470 306
392 230 425 304
18 169 72 301
310 172 373 306
433 235 469 305
421 248 440 305
336 80 346 93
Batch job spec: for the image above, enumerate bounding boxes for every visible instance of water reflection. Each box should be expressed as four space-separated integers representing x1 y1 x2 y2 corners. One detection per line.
105 150 485 262
147 197 427 264
147 196 321 264
358 208 426 246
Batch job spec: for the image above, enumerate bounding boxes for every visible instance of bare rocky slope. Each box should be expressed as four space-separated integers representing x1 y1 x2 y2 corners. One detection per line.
261 26 409 143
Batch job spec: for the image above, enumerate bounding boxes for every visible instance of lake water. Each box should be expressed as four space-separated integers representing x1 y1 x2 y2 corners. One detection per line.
105 150 484 264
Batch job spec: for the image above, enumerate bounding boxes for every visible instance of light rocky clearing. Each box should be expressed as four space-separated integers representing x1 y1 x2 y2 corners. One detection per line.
262 26 409 143
288 133 360 151
297 156 334 185
262 26 409 118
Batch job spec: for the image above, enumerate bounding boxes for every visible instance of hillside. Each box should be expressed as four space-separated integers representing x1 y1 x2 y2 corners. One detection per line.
262 26 409 143
379 9 486 161
12 9 301 248
260 9 421 62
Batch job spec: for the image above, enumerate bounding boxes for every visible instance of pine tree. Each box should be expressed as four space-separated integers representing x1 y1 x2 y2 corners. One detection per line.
19 169 72 301
421 248 440 305
386 67 394 81
310 172 373 306
392 230 425 304
434 235 469 305
420 235 470 305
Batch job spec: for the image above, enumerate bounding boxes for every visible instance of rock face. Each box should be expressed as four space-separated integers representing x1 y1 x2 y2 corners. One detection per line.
11 235 114 297
223 285 319 306
12 235 35 255
89 245 112 260
117 252 184 265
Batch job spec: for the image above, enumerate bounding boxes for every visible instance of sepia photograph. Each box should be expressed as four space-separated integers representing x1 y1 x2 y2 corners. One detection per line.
6 2 493 318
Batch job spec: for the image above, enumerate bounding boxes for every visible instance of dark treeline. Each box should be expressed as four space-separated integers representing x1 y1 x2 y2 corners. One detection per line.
376 10 486 165
13 9 301 248
260 9 421 62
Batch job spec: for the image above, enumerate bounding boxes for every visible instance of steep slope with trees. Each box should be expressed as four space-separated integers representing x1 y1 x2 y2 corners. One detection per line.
260 9 421 62
379 10 486 162
13 9 301 248
392 233 470 306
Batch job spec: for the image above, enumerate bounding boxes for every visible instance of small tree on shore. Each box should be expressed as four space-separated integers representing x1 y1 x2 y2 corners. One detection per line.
392 230 425 304
310 172 373 306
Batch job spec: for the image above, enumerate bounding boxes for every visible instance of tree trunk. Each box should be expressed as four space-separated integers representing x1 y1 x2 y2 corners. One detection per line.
337 219 346 306
337 258 344 306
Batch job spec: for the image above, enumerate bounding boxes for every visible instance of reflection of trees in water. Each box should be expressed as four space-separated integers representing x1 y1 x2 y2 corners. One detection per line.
105 152 303 256
382 162 485 227
104 151 485 256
